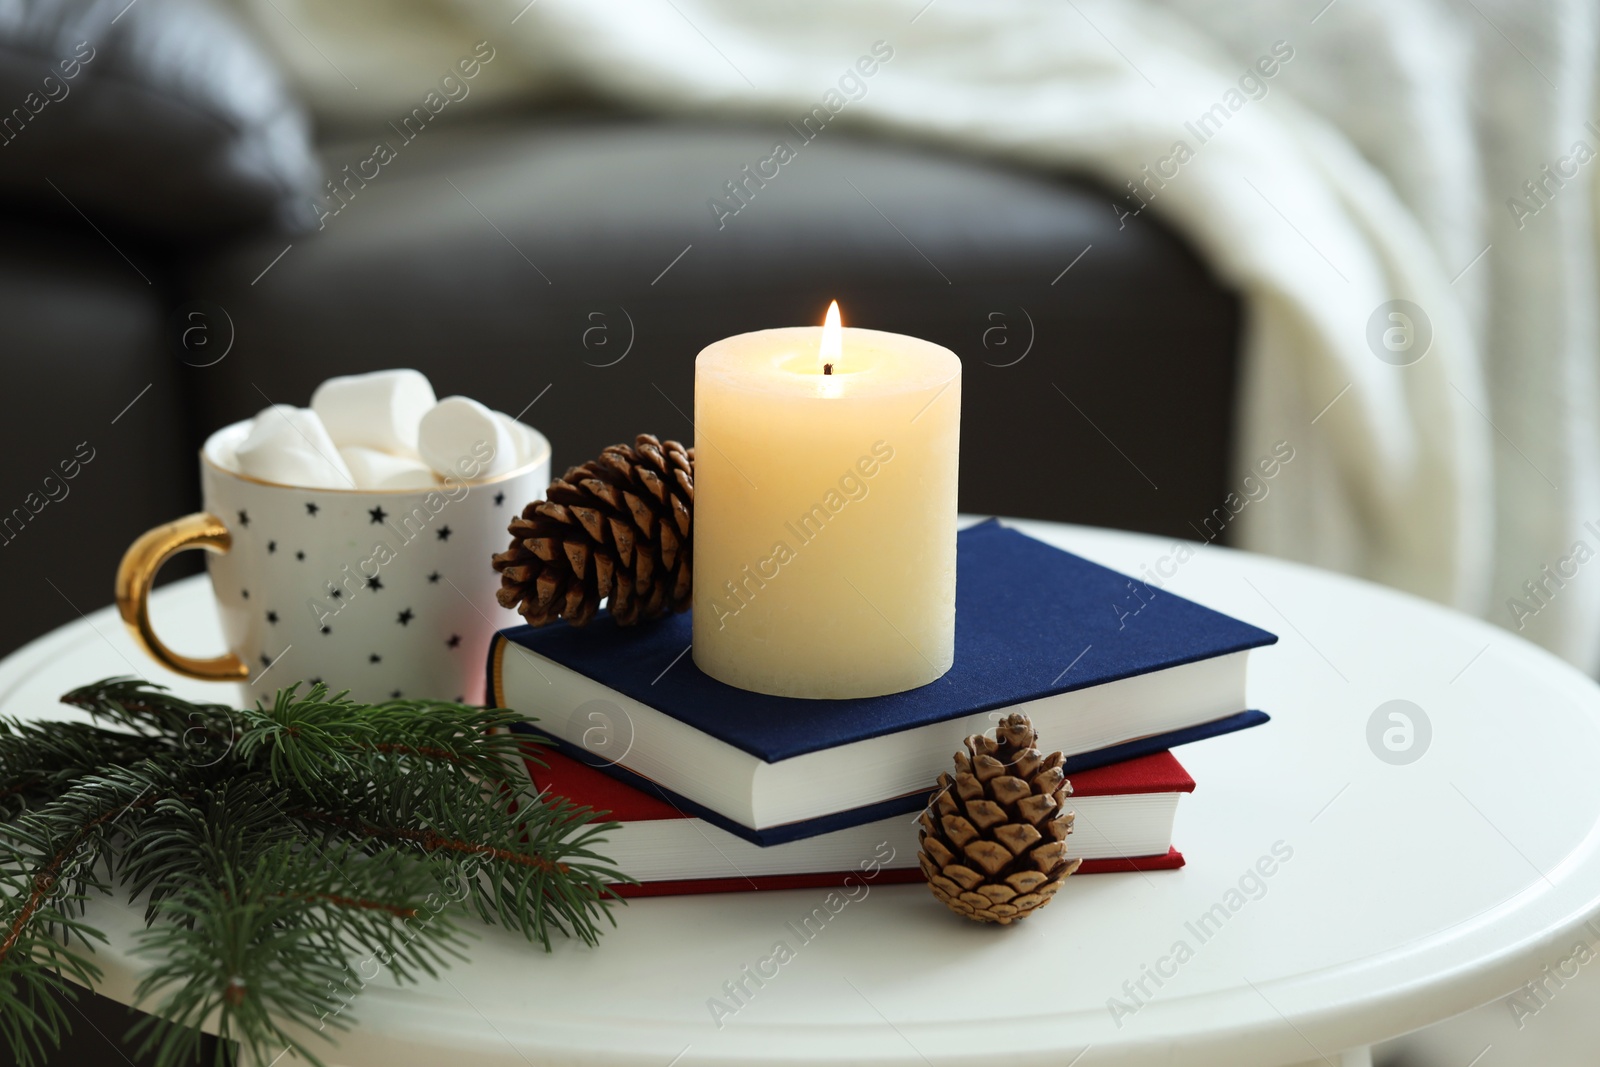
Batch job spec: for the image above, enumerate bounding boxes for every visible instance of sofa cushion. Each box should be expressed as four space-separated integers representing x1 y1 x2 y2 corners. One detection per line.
0 215 196 656
0 0 320 238
187 116 1239 537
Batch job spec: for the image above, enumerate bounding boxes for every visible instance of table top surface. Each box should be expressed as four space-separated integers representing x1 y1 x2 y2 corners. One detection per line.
5 518 1600 1067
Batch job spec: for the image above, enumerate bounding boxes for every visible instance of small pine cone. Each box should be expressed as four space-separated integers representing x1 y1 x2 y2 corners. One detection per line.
492 435 692 627
918 713 1082 925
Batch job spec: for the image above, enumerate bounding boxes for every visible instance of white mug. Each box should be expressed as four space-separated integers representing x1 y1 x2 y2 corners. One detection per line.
116 418 550 704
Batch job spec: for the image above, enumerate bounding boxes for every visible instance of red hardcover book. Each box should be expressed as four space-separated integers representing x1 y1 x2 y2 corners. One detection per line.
523 745 1192 897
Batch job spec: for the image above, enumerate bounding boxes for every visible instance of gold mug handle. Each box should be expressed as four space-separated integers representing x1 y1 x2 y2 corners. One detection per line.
115 512 250 681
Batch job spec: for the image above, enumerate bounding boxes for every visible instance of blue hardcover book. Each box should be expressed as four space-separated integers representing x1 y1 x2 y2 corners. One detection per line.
489 520 1276 844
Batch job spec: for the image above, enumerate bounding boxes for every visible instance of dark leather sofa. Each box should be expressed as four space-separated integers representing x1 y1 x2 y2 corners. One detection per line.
4 110 1241 661
1 5 1240 1063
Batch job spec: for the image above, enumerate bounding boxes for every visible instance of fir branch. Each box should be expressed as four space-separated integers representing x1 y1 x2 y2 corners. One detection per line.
282 890 419 919
0 907 103 1067
0 764 161 1067
294 808 569 872
0 719 164 815
0 766 166 961
233 684 535 793
132 840 472 1067
1 677 627 1067
291 754 629 948
60 678 233 746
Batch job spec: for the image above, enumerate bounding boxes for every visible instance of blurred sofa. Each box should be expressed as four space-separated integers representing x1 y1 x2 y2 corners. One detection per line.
2 105 1242 659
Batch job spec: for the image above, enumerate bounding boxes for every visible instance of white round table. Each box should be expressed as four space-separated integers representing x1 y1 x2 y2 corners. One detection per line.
6 519 1600 1067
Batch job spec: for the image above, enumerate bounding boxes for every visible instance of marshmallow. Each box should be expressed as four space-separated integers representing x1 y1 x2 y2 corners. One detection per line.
340 446 439 490
418 396 517 480
210 440 240 475
495 412 545 467
311 369 437 454
235 405 355 489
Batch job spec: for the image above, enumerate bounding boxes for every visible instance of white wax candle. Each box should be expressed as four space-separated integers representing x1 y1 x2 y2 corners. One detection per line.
692 305 961 698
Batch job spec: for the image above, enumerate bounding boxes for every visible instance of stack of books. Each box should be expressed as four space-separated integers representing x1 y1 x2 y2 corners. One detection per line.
487 520 1276 896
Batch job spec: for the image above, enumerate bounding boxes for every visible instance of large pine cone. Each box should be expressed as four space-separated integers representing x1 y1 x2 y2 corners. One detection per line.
492 435 692 628
918 713 1081 924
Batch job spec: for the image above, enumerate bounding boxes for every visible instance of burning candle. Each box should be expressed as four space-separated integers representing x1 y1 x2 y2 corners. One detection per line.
692 302 961 698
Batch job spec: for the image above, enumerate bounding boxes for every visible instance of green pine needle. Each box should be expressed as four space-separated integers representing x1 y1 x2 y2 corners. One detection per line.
0 678 629 1067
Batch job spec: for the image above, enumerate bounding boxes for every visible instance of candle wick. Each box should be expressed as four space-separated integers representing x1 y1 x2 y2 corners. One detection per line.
823 363 833 376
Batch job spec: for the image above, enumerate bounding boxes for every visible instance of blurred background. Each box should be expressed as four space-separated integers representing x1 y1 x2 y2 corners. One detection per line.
1 0 1596 1062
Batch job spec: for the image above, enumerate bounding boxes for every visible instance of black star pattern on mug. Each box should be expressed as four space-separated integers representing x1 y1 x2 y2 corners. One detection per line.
390 690 403 699
309 676 322 685
366 576 383 591
267 540 277 554
330 588 343 600
259 653 272 668
447 634 461 649
427 571 441 583
397 608 415 626
369 506 387 524
320 625 332 635
494 492 505 506
295 550 305 561
436 526 452 542
266 611 279 625
241 589 249 600
305 502 320 516
238 509 250 528
369 653 381 663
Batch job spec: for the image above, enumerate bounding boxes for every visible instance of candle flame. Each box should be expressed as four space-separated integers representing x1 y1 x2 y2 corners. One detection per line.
819 300 842 375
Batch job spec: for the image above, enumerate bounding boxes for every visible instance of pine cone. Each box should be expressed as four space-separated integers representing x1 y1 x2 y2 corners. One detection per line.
492 435 692 628
918 713 1082 924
